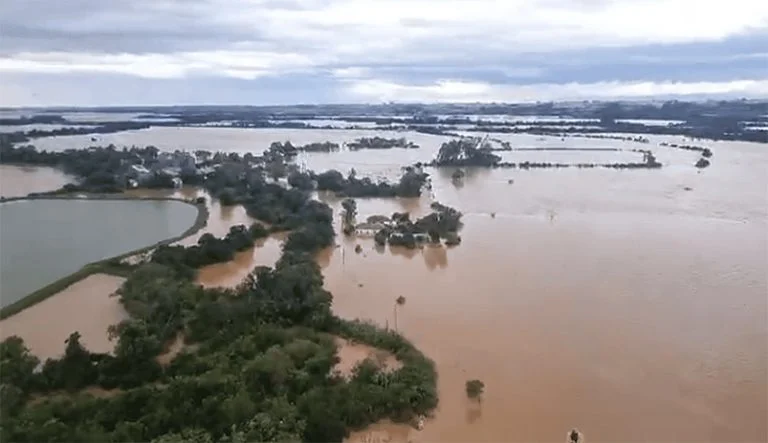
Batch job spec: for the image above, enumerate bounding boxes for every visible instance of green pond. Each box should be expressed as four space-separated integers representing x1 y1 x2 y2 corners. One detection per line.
0 199 197 307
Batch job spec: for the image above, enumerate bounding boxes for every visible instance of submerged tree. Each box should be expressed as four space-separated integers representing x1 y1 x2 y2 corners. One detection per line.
341 198 357 236
465 379 485 401
393 295 407 332
434 138 500 167
567 428 584 443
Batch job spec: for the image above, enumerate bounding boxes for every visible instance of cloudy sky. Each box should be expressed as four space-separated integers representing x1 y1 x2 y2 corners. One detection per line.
1 0 767 106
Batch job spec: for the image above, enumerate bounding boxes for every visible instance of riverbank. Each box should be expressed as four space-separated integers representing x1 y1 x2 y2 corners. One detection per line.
0 194 209 319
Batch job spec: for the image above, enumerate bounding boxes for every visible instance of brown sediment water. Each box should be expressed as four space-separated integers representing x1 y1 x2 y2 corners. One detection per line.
164 134 766 442
322 137 767 442
326 213 767 442
0 274 126 360
125 187 257 246
0 164 72 197
4 130 767 441
196 236 285 288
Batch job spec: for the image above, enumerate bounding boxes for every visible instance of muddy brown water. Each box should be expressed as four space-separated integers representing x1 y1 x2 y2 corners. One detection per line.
0 164 72 198
0 274 127 360
2 131 766 441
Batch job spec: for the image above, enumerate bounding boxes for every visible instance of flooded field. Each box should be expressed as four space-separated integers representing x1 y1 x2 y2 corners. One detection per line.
2 128 766 441
0 164 72 197
27 126 440 155
0 274 126 360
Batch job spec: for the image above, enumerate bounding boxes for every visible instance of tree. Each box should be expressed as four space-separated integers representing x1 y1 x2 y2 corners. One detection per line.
315 170 345 192
394 296 406 331
0 336 40 392
466 379 485 400
341 198 357 235
287 170 314 190
568 428 584 443
434 138 500 167
217 188 237 206
40 331 99 391
397 167 429 197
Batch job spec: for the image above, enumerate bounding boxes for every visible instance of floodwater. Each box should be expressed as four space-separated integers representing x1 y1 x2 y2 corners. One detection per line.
0 198 197 306
27 126 447 156
0 274 126 360
124 186 286 284
0 164 72 197
4 128 768 441
318 136 768 442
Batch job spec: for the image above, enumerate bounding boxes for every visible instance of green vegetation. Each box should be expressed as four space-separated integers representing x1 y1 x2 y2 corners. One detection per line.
428 137 663 170
313 166 429 198
431 138 501 167
375 202 463 249
347 137 419 150
0 143 202 193
152 223 269 277
1 184 438 442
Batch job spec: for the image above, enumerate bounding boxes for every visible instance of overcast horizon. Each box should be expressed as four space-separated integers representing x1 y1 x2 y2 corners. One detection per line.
2 0 767 107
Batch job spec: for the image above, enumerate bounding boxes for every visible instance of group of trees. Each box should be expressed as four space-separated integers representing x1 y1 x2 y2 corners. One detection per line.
347 137 419 150
659 142 713 158
1 170 438 441
313 167 429 198
374 202 463 249
152 223 269 275
267 141 342 156
0 143 193 193
431 138 501 167
427 137 665 170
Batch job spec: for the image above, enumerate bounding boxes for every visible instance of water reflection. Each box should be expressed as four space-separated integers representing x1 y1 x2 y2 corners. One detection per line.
423 245 448 271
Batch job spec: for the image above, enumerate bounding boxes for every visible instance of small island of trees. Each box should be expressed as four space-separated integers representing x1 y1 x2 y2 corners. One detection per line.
428 137 663 170
370 202 463 249
347 137 419 150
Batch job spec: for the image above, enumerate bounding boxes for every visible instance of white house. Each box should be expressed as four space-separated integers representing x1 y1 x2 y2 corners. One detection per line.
355 222 385 236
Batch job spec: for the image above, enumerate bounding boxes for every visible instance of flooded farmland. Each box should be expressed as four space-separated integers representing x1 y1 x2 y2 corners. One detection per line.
2 127 766 441
0 164 72 198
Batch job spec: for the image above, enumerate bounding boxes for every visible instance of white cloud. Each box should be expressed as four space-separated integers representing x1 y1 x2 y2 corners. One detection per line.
1 0 767 104
331 67 371 79
345 78 768 102
0 51 324 79
2 0 767 79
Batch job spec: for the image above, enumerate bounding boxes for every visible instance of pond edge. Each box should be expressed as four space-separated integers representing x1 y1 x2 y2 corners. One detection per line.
0 194 209 319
